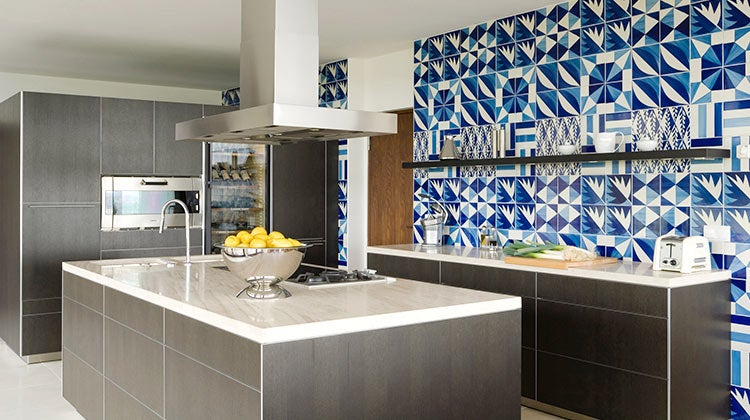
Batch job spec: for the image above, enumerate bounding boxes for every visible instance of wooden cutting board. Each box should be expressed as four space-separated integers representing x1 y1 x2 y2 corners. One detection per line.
504 256 619 270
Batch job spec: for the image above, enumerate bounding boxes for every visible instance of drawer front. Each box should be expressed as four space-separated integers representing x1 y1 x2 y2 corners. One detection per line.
538 273 667 316
441 262 535 297
367 253 440 283
538 300 667 377
522 347 535 400
538 351 667 420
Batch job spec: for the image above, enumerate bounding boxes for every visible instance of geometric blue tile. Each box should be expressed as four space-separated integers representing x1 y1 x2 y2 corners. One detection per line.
516 177 536 203
582 205 606 234
607 205 632 235
582 175 606 204
661 173 691 206
582 0 605 26
606 175 633 205
692 173 723 206
606 0 630 21
581 24 606 56
661 206 691 236
516 203 535 230
691 0 723 37
725 0 750 30
726 207 750 242
725 172 750 206
516 12 536 41
606 18 631 51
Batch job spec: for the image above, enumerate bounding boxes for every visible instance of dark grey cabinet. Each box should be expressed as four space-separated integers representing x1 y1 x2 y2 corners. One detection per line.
367 253 440 283
271 141 338 266
21 205 100 356
366 250 730 419
22 93 101 203
102 98 154 175
154 102 203 176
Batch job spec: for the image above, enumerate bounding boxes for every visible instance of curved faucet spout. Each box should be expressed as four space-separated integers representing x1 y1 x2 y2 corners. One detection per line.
159 199 191 265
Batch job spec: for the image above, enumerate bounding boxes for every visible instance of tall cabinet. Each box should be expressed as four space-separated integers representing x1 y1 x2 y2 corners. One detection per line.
0 91 211 361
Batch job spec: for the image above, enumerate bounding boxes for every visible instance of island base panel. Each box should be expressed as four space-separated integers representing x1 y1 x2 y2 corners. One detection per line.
263 310 521 420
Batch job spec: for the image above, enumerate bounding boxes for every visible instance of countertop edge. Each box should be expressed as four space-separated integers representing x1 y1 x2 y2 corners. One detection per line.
62 262 522 345
367 245 731 288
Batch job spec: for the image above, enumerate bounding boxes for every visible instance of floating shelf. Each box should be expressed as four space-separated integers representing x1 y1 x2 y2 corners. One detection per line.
401 148 731 169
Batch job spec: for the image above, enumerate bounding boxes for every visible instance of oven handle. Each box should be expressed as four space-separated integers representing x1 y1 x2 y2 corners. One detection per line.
27 204 98 208
140 179 169 186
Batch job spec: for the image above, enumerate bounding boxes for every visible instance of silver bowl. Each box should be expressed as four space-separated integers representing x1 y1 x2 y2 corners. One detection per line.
215 243 311 299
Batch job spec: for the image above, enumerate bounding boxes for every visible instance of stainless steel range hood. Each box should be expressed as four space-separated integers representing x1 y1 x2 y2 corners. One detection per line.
176 0 397 144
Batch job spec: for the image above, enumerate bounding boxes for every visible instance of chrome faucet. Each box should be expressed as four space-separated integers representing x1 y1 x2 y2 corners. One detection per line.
159 199 191 266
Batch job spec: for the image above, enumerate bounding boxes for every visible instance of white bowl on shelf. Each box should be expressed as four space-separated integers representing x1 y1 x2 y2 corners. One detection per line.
637 138 658 151
558 144 576 155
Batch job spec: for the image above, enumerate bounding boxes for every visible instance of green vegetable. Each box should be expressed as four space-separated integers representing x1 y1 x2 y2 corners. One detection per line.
502 241 565 257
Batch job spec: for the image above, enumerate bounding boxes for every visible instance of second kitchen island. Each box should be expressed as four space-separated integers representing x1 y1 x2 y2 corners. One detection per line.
61 256 522 420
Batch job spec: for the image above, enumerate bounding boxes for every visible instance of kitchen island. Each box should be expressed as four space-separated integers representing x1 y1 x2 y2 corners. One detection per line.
368 244 731 420
61 255 522 420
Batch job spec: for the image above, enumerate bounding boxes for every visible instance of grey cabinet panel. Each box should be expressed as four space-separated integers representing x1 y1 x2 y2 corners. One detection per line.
105 319 164 416
63 272 103 312
154 102 203 175
441 262 535 347
203 104 236 116
105 288 163 342
671 281 731 420
105 379 161 420
165 348 261 420
22 206 100 300
101 229 202 251
271 142 326 240
63 298 103 371
101 246 202 260
165 310 260 390
538 273 668 316
63 349 104 420
22 297 61 315
367 253 440 283
22 92 101 203
0 93 21 354
441 262 535 297
102 98 154 175
21 312 60 355
522 347 535 399
263 311 520 420
538 300 667 377
538 352 667 420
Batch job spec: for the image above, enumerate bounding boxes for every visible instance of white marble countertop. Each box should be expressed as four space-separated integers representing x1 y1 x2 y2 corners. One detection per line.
62 255 521 345
367 244 730 288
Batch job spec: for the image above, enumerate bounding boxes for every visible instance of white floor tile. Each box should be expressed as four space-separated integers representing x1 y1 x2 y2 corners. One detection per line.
0 364 61 391
0 383 83 420
43 360 63 380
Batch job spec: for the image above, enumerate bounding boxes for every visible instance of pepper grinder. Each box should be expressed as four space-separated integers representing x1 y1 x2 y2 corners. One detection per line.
492 125 506 158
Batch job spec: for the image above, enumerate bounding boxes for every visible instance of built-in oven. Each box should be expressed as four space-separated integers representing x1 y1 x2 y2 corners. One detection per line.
101 176 202 231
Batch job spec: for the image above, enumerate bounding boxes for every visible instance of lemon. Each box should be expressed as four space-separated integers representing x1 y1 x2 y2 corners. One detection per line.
254 234 269 241
268 231 285 239
289 239 302 247
271 238 293 248
237 231 252 244
224 235 240 247
236 243 249 248
250 226 268 236
249 238 267 248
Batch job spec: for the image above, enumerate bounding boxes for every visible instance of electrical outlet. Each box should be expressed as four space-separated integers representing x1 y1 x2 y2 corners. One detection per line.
737 144 750 159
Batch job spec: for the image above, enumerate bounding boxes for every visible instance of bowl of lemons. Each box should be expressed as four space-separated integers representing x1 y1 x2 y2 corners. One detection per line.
216 227 310 299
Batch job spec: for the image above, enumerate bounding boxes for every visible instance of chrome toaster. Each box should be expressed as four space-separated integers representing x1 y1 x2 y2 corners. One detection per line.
652 236 711 273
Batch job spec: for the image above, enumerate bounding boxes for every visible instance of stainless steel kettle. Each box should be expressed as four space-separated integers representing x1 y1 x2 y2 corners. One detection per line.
418 193 447 246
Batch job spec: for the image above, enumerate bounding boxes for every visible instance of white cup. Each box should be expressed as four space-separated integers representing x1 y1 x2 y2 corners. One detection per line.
558 144 576 155
593 132 624 153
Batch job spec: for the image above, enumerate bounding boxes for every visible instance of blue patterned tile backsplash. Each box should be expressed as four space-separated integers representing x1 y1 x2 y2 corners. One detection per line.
412 1 750 415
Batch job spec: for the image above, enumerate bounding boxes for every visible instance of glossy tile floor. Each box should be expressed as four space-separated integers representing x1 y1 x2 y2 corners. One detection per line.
0 339 559 419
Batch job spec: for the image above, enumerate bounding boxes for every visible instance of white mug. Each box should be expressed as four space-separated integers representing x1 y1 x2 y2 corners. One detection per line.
593 131 624 153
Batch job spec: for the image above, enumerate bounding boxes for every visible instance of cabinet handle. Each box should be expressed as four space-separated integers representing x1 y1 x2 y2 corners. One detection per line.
140 179 169 186
27 204 98 208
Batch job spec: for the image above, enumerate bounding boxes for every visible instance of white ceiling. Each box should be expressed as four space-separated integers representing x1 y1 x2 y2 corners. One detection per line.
0 0 558 90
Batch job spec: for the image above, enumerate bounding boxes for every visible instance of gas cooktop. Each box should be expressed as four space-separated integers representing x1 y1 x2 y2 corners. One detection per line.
287 268 389 287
